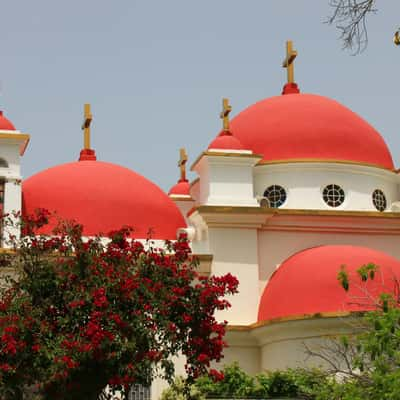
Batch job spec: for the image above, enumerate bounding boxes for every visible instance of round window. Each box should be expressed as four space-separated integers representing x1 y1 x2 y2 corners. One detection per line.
372 189 387 212
264 185 287 208
322 184 345 208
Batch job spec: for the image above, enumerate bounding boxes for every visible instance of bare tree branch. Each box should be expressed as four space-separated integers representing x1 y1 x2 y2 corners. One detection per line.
327 0 377 54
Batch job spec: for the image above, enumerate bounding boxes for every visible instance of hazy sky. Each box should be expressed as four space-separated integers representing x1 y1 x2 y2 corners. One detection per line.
1 1 399 191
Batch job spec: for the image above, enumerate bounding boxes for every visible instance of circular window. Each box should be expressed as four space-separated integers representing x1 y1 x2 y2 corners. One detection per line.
264 185 287 208
372 189 387 212
322 184 345 208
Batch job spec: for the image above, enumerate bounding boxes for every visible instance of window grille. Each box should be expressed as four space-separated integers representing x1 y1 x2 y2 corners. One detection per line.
322 184 345 208
263 185 287 208
372 189 387 212
128 385 151 400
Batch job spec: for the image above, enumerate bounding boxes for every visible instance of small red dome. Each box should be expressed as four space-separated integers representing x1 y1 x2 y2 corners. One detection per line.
208 132 244 151
0 111 16 130
168 180 190 196
258 245 400 322
22 160 186 239
228 94 394 169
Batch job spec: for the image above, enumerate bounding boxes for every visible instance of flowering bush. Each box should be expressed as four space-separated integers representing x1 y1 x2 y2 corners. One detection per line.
0 209 238 400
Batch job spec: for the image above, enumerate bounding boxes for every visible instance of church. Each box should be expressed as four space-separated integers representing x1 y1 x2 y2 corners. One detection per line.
1 41 400 399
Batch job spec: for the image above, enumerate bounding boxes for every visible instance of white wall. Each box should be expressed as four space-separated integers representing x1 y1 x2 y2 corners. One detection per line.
208 227 259 325
258 316 358 371
0 137 24 244
193 154 260 207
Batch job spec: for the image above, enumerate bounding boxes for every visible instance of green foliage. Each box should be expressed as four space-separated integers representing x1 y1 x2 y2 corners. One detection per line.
163 363 333 399
196 363 257 398
160 377 205 400
311 263 400 400
337 265 349 291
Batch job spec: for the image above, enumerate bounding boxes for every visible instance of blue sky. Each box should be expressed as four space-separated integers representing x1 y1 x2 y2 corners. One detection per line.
1 1 399 190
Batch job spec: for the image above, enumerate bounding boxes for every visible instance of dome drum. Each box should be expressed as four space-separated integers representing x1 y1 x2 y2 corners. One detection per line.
253 162 398 211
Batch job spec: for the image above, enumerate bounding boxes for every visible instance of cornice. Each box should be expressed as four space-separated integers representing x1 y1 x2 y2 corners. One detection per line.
227 310 357 331
190 151 263 171
0 133 30 156
188 205 400 232
169 195 194 202
191 205 400 219
256 158 396 173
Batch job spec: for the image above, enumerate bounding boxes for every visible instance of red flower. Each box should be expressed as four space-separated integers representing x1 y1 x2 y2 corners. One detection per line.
209 369 224 381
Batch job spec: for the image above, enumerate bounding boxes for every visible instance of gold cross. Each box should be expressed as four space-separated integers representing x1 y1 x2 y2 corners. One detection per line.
219 98 232 132
282 40 297 84
81 103 92 150
178 147 188 181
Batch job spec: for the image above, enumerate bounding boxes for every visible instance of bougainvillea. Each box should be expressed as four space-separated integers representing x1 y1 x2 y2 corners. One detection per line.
0 210 238 400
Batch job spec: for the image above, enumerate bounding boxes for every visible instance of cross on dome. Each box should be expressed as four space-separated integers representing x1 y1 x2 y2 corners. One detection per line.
81 103 93 150
282 40 297 84
178 147 188 182
79 103 96 161
220 98 232 132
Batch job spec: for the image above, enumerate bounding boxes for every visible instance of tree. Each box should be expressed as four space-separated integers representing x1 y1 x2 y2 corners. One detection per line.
0 210 238 400
303 263 400 399
327 0 377 54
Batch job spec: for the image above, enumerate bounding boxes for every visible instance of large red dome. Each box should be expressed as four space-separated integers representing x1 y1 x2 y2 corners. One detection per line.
0 111 16 130
258 245 400 322
229 94 394 169
22 160 186 239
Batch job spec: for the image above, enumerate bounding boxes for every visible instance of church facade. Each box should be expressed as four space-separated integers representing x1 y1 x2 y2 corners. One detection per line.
1 41 400 399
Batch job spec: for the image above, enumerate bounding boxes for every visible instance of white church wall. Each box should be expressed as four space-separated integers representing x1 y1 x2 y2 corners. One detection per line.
0 139 24 244
170 199 195 227
254 162 398 211
192 154 260 207
208 227 259 325
217 345 260 376
207 161 257 206
0 142 22 178
258 230 400 294
196 159 211 205
257 316 357 372
190 179 200 206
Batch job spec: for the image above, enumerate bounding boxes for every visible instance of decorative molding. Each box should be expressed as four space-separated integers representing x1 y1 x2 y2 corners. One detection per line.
190 151 263 171
256 158 396 172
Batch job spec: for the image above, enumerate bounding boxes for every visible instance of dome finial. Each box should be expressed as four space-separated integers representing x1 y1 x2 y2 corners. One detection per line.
178 147 188 182
220 98 232 134
282 40 300 95
79 103 96 161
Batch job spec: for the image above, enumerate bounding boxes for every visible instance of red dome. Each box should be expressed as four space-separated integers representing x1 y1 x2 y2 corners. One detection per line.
228 94 394 169
208 132 245 151
0 111 16 130
168 180 190 196
258 245 400 322
22 160 186 239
